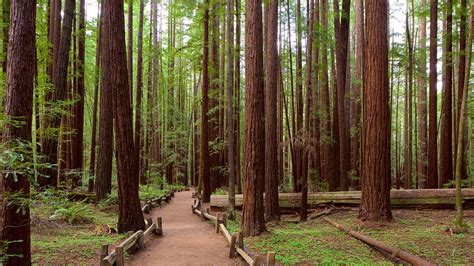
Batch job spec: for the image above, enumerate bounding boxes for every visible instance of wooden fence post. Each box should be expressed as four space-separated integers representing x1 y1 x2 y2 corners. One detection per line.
146 218 153 229
137 230 145 249
237 231 244 249
157 217 163 236
216 213 221 233
266 252 276 266
99 244 109 266
116 246 125 266
229 234 237 258
222 213 228 227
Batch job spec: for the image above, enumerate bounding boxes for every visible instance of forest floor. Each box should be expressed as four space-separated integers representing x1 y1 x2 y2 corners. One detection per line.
226 208 474 265
30 184 175 264
129 189 243 265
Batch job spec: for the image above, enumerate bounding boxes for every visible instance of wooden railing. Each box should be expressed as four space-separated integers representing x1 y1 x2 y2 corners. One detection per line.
100 217 163 266
191 199 276 266
99 189 179 265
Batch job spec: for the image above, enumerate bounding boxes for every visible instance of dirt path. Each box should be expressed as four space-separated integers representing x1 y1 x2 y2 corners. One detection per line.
130 190 242 266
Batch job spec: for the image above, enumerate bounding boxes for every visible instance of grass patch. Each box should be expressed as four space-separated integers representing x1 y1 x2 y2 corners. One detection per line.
246 221 387 265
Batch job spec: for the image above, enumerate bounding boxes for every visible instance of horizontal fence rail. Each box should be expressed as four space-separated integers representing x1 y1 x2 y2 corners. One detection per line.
191 199 276 266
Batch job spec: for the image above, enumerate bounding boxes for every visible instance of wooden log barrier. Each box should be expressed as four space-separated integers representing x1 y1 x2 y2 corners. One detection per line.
211 189 474 209
323 217 436 266
102 216 164 265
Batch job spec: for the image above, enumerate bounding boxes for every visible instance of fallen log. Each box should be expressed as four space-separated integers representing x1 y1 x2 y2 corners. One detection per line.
210 189 474 209
323 217 436 266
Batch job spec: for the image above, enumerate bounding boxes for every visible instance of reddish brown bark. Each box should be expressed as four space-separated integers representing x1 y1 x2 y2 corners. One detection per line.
39 0 76 188
350 0 363 190
265 0 280 221
455 0 468 181
88 5 101 192
334 0 351 191
200 0 211 203
319 0 335 191
301 0 315 221
404 12 413 189
427 0 438 188
439 0 453 187
359 0 392 222
128 0 134 108
235 0 242 195
96 2 113 201
242 0 266 237
417 0 428 189
209 1 221 192
135 0 145 184
71 0 86 188
0 0 36 264
105 0 145 233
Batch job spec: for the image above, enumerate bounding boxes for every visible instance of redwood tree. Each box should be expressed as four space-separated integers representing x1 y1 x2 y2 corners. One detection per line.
417 0 428 188
242 0 266 237
359 0 392 222
427 0 438 188
439 0 453 187
39 0 76 188
104 0 145 232
200 0 211 203
0 0 36 264
334 0 351 191
264 0 280 221
96 2 113 201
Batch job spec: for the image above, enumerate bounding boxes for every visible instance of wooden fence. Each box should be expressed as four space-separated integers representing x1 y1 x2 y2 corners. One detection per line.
99 189 178 265
191 199 276 266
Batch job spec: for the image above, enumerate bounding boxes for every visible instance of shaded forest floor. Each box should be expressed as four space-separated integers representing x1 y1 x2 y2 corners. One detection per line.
29 184 180 264
225 208 474 264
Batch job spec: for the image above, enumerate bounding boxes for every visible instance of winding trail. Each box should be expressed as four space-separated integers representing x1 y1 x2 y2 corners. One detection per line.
130 190 242 266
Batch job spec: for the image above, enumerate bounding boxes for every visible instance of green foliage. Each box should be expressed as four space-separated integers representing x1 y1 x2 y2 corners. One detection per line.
212 187 228 196
50 203 91 225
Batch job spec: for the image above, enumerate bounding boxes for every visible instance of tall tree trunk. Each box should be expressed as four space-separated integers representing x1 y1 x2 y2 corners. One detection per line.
105 0 145 233
439 0 453 187
417 0 428 189
320 0 335 191
454 4 473 227
351 0 363 190
136 0 145 184
96 2 113 201
128 0 134 109
301 0 315 220
209 0 221 192
427 0 438 188
0 0 35 264
359 0 392 222
404 11 413 189
235 0 242 194
71 0 86 189
88 4 101 193
39 0 76 188
311 0 321 187
334 0 351 191
242 0 266 237
295 0 303 193
265 0 280 222
200 0 211 203
226 0 236 218
455 0 468 181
